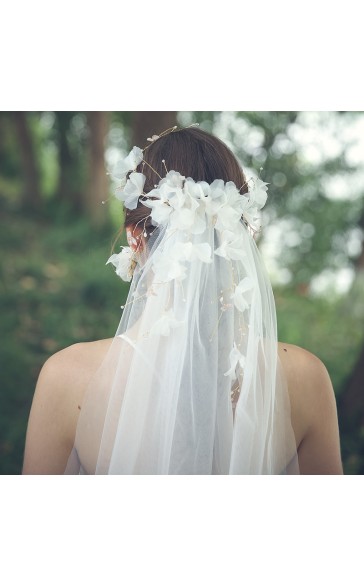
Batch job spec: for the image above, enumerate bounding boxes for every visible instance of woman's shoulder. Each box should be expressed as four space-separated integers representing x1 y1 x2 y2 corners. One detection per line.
277 341 334 419
277 341 329 376
35 338 115 416
45 338 114 369
277 341 333 397
277 341 342 473
23 338 115 474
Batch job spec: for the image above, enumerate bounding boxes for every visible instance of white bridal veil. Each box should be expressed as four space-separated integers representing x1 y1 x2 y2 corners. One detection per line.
65 138 299 475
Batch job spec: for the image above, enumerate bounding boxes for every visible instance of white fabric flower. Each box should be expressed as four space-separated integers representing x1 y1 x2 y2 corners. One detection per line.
115 172 146 210
159 170 185 190
143 175 188 228
181 179 208 234
224 343 246 378
167 189 191 225
149 309 184 337
167 188 208 234
184 177 205 201
242 207 261 230
214 204 241 232
152 240 212 283
238 194 254 218
152 253 187 282
230 277 254 312
214 230 247 261
111 146 143 181
143 198 172 226
172 241 212 264
200 179 223 218
191 204 208 234
198 181 212 198
169 206 196 231
224 181 242 206
152 172 186 212
210 179 226 201
160 184 186 210
106 247 134 282
249 178 269 208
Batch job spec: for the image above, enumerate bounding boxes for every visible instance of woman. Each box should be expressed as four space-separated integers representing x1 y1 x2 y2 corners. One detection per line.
22 125 343 474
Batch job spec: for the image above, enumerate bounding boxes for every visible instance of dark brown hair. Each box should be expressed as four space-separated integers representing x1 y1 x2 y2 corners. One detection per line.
123 126 248 237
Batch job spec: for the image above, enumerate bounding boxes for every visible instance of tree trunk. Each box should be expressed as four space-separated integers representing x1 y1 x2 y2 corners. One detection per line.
86 112 109 228
54 112 82 211
131 112 178 149
11 112 41 211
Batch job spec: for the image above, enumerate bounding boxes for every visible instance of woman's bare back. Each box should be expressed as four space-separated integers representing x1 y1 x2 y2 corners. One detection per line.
22 338 343 474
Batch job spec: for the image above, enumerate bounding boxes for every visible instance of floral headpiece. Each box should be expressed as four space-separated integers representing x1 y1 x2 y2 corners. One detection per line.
106 125 271 389
107 124 269 284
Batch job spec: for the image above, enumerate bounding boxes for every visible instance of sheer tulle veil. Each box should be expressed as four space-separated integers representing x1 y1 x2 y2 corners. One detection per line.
65 127 299 475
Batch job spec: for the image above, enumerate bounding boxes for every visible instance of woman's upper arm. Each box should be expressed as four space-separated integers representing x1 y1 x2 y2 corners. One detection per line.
297 352 343 475
22 348 79 475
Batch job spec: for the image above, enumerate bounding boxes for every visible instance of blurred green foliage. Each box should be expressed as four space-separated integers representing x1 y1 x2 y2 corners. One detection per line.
0 208 130 474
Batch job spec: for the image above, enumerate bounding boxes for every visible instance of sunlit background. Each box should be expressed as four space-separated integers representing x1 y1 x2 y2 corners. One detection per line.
1 111 364 474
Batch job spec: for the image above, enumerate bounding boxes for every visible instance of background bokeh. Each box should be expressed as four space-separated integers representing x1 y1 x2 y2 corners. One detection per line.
1 111 364 474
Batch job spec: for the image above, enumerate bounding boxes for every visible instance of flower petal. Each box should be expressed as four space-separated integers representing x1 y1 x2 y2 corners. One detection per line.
143 199 172 226
248 178 269 208
231 278 254 312
152 252 187 282
106 247 133 282
224 343 246 378
115 172 146 209
149 309 184 337
171 242 212 264
214 231 247 261
111 146 143 180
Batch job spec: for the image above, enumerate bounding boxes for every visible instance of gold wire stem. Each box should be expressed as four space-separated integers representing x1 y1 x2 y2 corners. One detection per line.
142 122 199 153
142 126 178 152
132 216 149 238
140 158 163 179
239 176 254 192
120 278 165 310
138 122 201 180
120 290 150 310
159 125 178 137
209 310 224 342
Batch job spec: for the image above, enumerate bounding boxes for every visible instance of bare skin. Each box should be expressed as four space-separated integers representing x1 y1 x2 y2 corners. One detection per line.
22 337 343 475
